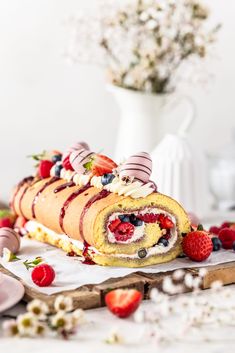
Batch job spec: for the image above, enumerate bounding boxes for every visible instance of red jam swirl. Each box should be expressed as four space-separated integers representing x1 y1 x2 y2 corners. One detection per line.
31 177 59 218
59 183 92 233
79 189 110 240
54 181 75 194
10 176 34 213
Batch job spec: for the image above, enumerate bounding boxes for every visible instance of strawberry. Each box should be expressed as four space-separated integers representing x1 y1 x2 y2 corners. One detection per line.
218 228 235 249
31 264 55 287
38 160 54 178
89 154 117 177
158 214 174 229
182 230 213 262
114 222 134 242
108 219 121 233
105 289 142 318
62 155 74 171
139 213 159 223
0 209 16 228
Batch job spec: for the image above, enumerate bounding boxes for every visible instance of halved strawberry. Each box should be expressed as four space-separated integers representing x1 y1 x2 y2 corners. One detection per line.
108 219 121 233
90 154 117 177
38 160 54 178
158 214 174 229
105 289 142 318
0 209 16 228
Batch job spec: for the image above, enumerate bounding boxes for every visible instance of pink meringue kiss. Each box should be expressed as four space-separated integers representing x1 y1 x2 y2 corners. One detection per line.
69 149 94 174
119 152 152 184
0 227 21 256
62 141 90 161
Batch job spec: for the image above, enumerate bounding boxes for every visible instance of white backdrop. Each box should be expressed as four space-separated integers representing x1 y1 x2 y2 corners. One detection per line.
0 0 234 202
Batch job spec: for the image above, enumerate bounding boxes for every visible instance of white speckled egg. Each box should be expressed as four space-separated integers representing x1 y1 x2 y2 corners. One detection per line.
62 141 90 161
119 152 152 183
70 149 94 174
0 227 21 256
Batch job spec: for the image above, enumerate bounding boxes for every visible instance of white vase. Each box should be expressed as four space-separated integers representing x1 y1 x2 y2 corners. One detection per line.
108 84 170 161
151 134 209 217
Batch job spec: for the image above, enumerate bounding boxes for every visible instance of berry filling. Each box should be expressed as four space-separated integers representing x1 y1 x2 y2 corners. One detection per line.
107 210 175 246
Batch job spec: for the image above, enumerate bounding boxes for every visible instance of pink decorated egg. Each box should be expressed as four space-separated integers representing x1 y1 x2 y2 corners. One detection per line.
119 152 152 183
70 149 94 174
0 227 21 256
62 141 90 161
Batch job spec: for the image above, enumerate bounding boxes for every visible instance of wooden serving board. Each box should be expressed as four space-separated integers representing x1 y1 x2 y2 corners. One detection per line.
1 262 235 311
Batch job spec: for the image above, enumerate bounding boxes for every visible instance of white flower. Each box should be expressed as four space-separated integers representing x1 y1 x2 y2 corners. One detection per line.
172 269 185 281
50 311 74 331
17 313 38 337
2 319 19 336
72 309 86 325
105 328 124 344
54 295 73 313
198 268 208 278
27 299 49 320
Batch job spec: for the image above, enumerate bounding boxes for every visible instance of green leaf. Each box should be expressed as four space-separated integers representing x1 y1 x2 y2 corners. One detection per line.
83 160 93 171
0 209 11 219
197 224 204 231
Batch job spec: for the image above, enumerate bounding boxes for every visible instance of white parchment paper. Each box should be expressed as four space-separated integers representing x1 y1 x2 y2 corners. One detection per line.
1 237 235 295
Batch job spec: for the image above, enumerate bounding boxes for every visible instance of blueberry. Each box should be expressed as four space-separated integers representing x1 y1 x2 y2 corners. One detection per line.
158 237 169 247
118 214 130 223
212 237 222 251
52 154 62 163
101 173 115 186
233 241 235 251
138 248 147 258
54 164 63 177
129 214 143 227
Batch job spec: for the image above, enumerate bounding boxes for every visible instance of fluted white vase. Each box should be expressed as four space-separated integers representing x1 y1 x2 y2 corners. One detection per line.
151 133 209 217
108 84 170 161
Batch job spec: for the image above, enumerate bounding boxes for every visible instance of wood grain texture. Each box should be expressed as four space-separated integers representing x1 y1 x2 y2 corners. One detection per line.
1 262 235 311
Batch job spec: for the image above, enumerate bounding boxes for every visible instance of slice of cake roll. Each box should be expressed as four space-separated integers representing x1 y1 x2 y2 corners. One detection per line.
10 146 191 267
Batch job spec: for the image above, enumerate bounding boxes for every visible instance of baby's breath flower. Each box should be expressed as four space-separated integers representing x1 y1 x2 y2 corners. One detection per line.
2 319 19 337
17 313 38 337
54 295 73 313
50 312 74 331
27 299 49 320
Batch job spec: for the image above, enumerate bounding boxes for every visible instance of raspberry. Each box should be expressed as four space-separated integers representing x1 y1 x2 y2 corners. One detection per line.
139 213 159 223
108 219 121 233
218 228 235 249
182 231 213 262
62 155 74 171
38 160 54 179
31 264 55 287
209 226 221 235
114 222 134 242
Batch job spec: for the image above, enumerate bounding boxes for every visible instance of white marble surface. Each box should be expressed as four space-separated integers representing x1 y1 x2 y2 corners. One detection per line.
1 286 235 353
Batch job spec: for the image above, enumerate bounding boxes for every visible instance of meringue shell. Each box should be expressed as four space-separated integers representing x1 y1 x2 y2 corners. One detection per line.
119 152 152 183
0 227 21 256
69 149 94 174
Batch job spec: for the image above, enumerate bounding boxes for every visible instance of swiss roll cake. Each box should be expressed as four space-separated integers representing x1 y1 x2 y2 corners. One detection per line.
10 143 191 267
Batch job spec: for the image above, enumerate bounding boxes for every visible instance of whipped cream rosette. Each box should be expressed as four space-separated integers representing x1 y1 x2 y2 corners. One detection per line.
10 144 190 267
